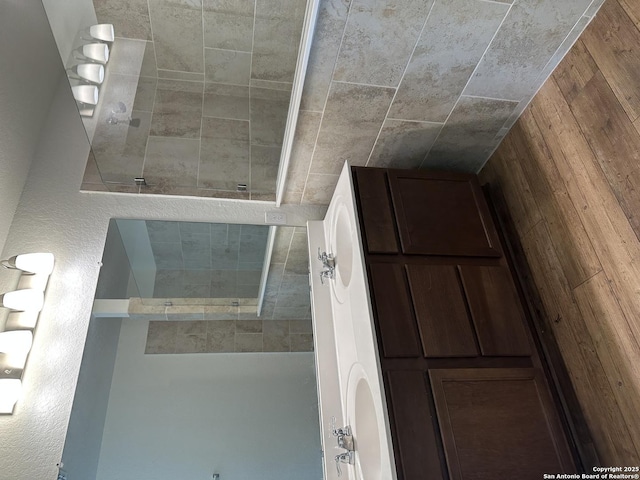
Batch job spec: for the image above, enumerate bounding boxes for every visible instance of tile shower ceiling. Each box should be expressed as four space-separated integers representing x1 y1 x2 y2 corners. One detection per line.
83 0 306 199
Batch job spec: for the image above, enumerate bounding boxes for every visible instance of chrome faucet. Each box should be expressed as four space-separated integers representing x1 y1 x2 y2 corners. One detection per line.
318 249 335 284
335 451 355 477
330 417 355 477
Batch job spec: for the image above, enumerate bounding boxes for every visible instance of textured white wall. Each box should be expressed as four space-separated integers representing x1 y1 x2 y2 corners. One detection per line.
0 0 65 255
0 3 326 478
96 319 322 480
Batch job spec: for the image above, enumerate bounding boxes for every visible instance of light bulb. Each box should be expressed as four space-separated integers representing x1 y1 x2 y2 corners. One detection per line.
0 331 33 357
2 289 45 312
89 24 115 42
0 379 22 414
72 85 99 105
82 43 110 63
77 64 105 84
11 253 55 275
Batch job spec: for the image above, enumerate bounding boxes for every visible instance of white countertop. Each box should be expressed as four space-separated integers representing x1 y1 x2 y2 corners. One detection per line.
308 162 397 480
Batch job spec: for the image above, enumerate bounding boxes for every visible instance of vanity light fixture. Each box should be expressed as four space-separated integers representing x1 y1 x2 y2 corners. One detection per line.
0 253 54 414
82 43 110 64
89 23 115 42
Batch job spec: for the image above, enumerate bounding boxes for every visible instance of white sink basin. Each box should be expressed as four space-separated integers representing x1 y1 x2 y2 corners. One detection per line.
330 202 354 304
347 363 382 480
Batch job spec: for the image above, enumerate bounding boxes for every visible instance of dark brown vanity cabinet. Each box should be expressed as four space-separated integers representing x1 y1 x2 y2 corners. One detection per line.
352 167 577 479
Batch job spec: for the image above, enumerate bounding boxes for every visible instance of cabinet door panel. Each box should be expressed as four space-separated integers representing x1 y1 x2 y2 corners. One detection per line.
406 265 479 357
429 368 575 480
353 168 399 253
369 263 422 358
388 171 502 257
387 370 446 480
458 265 531 356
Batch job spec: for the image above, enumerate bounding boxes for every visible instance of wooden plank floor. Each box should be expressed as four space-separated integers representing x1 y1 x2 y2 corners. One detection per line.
480 0 640 466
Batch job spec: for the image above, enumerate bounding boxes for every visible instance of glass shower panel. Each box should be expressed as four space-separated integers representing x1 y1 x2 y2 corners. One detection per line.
122 220 269 306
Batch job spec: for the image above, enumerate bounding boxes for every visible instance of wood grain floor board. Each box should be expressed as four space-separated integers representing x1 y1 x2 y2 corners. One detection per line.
532 79 640 354
481 0 640 463
509 112 602 288
568 71 640 242
573 271 640 453
482 134 543 237
552 40 599 105
520 222 638 465
581 0 640 122
618 0 640 29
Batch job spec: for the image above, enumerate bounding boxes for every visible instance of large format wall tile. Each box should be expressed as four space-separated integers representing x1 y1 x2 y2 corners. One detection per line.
148 0 204 72
284 111 321 203
333 0 434 87
250 88 290 147
389 0 508 123
205 48 251 85
133 76 157 112
204 0 255 52
368 119 442 169
310 82 394 174
300 0 351 112
109 38 148 76
144 137 200 187
251 0 306 82
302 173 339 204
150 79 203 138
424 96 517 171
199 117 250 190
95 0 152 40
250 145 280 199
464 0 592 100
204 83 250 120
284 230 308 275
147 221 181 242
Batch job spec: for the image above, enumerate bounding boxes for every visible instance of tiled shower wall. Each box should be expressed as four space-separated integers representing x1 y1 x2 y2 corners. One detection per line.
285 0 605 205
82 0 306 198
147 221 268 298
138 225 312 354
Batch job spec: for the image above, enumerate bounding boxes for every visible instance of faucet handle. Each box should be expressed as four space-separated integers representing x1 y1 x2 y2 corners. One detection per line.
330 416 352 441
335 451 354 477
330 416 350 436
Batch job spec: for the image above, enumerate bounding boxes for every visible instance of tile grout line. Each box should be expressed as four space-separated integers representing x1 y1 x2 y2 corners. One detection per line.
301 0 353 203
462 93 520 103
139 0 160 192
364 0 437 167
204 45 253 54
419 1 514 169
197 0 206 192
248 0 258 199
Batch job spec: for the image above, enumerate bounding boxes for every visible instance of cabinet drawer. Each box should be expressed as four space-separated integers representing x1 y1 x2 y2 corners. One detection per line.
353 168 399 254
458 265 531 356
429 368 575 480
388 170 502 258
369 263 422 358
405 264 479 358
386 370 446 480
